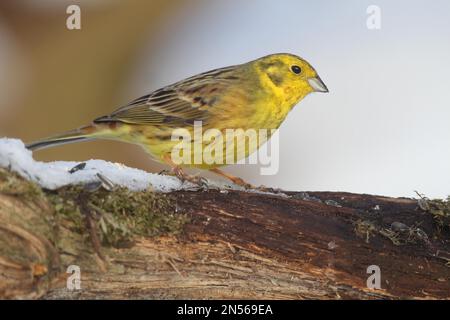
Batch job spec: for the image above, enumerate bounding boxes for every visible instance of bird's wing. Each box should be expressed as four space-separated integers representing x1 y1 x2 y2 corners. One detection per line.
94 65 241 127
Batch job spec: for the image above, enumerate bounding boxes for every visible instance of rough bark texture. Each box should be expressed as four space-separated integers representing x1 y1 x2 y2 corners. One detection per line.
0 169 448 299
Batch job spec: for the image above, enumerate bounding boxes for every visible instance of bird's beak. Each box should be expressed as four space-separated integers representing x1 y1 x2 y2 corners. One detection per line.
308 76 329 93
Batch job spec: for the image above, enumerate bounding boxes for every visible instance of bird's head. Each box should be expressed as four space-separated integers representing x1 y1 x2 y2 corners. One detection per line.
254 53 328 105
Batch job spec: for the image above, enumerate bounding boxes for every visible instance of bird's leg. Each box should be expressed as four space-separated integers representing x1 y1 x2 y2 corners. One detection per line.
162 154 208 187
173 167 208 188
209 168 255 189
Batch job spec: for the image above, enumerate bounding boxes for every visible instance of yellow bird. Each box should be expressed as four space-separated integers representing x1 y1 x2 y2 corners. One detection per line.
27 53 328 187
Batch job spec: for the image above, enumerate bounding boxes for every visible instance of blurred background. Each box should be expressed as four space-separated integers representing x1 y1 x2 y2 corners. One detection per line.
1 0 449 198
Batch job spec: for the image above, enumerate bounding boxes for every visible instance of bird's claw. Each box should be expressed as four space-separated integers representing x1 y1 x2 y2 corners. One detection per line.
173 168 209 189
229 177 255 189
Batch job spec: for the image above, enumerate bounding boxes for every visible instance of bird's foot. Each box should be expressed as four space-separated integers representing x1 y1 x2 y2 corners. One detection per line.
173 167 209 189
253 185 284 193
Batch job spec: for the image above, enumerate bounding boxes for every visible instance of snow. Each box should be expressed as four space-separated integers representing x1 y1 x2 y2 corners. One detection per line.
0 138 214 192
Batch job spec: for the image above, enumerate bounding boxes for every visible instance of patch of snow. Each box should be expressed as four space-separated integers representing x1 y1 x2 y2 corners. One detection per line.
0 138 212 192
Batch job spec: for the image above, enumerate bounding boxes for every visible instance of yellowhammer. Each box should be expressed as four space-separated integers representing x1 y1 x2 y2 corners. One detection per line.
27 53 328 187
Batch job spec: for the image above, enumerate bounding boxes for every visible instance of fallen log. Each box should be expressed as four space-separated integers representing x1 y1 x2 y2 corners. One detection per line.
0 168 448 299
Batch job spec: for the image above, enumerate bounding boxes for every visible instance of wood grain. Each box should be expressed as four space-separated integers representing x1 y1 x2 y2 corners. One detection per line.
0 171 448 299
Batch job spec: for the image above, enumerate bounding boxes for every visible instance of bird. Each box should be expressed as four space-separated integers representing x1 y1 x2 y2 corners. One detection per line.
26 53 328 188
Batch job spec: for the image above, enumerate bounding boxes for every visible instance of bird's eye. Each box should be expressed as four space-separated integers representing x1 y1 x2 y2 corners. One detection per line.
291 65 302 74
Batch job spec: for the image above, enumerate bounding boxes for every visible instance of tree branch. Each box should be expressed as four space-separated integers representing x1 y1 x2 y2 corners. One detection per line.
0 168 448 299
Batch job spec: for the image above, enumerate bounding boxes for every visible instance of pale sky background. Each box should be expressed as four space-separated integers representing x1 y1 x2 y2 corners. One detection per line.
124 0 450 198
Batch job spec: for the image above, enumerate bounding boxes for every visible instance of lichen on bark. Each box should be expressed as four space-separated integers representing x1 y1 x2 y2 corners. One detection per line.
0 167 189 246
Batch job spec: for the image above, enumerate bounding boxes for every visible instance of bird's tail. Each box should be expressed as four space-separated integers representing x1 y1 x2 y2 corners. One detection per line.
26 124 101 151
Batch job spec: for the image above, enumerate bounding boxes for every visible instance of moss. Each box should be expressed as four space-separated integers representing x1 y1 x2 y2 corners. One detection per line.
0 167 189 254
354 219 429 246
46 186 189 247
0 168 43 201
47 191 85 235
416 192 450 234
378 225 429 246
354 220 377 243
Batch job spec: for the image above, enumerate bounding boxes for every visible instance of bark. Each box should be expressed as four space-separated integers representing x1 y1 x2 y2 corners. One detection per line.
0 169 448 299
